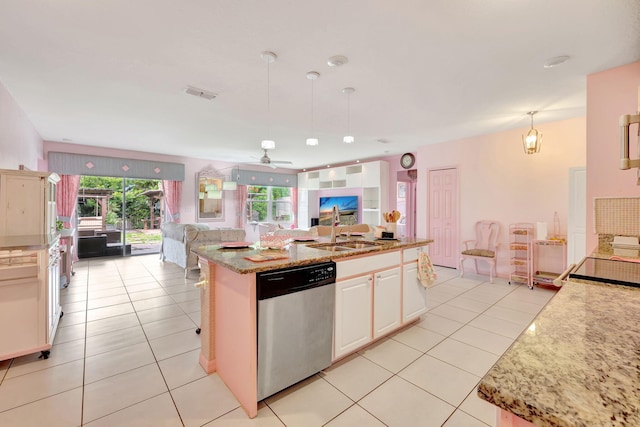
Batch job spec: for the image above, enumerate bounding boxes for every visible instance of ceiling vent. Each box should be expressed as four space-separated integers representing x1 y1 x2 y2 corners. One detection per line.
377 138 391 144
184 86 217 100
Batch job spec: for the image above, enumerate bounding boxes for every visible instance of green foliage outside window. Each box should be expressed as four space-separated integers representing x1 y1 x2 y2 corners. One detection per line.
77 176 160 229
246 186 292 223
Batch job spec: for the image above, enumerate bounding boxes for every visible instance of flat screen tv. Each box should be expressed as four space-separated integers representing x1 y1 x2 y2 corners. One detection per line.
319 196 358 226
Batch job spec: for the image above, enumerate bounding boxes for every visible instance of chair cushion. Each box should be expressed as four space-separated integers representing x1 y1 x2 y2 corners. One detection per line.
461 248 495 258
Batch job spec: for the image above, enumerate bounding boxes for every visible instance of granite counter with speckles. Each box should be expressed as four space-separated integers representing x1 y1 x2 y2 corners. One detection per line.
478 278 640 426
192 237 433 274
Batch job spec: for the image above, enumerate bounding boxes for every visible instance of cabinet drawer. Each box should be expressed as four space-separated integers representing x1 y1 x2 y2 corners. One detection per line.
336 251 401 280
402 245 430 263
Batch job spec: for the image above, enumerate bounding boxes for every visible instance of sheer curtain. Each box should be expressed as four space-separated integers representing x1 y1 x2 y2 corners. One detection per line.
236 185 248 229
56 174 80 228
56 174 80 260
291 187 298 227
162 180 182 223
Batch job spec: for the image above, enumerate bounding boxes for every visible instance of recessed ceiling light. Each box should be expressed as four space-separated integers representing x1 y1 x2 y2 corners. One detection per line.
543 55 570 68
327 55 348 67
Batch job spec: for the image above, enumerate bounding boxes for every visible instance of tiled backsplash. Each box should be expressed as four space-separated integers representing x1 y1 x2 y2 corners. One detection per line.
594 197 640 236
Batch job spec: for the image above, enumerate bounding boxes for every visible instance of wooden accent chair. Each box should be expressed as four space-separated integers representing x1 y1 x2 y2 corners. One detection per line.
460 220 500 283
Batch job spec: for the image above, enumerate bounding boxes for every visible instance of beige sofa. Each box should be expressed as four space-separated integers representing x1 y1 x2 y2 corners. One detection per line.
160 222 246 277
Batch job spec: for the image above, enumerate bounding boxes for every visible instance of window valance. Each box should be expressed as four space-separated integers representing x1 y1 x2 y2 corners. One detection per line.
48 152 185 181
231 168 297 187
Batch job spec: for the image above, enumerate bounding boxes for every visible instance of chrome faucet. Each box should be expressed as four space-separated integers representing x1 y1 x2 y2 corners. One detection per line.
330 205 340 243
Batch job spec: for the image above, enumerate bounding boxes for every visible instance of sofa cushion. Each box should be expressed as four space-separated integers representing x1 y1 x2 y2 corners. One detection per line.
161 222 211 242
161 222 186 242
184 223 211 241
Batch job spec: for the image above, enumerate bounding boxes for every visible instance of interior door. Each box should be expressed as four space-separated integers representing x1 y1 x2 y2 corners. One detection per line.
568 167 587 265
396 170 417 238
428 168 458 268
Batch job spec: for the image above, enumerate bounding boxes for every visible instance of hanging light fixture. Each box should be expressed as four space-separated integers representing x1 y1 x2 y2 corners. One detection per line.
522 111 542 154
260 51 277 149
342 87 355 143
306 71 320 146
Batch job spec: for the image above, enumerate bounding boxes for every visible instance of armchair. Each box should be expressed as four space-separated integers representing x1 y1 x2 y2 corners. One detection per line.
460 220 500 283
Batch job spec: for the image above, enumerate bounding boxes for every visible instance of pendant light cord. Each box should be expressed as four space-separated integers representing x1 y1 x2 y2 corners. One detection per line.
347 91 350 134
267 59 271 138
310 77 314 133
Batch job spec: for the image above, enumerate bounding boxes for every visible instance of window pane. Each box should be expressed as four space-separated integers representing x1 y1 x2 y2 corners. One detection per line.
248 201 268 221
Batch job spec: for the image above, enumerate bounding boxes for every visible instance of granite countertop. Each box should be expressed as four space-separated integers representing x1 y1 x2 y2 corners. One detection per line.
0 234 58 250
192 237 433 274
478 278 640 426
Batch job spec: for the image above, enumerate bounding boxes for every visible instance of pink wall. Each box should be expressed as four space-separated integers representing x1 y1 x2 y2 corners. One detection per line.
415 116 586 277
586 61 640 250
0 81 44 171
44 141 240 227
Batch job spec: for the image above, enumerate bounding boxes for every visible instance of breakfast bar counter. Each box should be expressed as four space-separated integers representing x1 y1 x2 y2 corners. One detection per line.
191 236 432 274
478 277 640 426
191 236 433 418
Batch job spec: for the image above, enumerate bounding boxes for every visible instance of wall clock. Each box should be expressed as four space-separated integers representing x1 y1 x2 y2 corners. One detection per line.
400 153 415 169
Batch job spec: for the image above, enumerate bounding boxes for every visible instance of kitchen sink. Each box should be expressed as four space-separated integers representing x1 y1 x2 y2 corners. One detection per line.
338 241 385 249
306 243 353 252
306 241 385 252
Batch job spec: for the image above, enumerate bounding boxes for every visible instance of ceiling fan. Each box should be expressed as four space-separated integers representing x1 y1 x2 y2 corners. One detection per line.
250 148 293 169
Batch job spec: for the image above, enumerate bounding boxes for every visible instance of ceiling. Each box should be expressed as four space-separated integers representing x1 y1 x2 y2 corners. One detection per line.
1 0 639 170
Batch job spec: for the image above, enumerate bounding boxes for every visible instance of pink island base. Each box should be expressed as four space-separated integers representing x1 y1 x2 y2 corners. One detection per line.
198 258 259 418
497 408 536 427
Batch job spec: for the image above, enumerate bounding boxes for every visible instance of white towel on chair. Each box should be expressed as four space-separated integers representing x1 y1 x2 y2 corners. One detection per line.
418 251 437 288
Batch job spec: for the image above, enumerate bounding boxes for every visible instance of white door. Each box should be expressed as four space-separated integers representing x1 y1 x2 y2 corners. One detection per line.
402 262 428 322
568 167 587 265
373 267 401 339
428 168 458 268
334 275 373 359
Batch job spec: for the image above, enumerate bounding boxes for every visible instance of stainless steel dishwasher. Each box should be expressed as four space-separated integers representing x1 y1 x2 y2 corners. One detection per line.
256 261 336 400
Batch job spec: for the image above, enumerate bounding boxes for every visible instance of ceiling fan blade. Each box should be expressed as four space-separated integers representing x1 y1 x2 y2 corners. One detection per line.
270 160 293 164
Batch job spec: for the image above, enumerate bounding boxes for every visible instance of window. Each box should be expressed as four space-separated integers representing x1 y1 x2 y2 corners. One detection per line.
246 186 292 224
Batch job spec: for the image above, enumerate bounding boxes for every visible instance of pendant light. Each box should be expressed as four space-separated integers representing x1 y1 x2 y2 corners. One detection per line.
260 51 277 149
306 71 320 146
342 87 355 143
522 111 542 154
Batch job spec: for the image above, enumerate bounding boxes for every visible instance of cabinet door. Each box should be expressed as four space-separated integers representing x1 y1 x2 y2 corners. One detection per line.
334 275 372 359
0 174 45 236
361 161 381 188
402 262 428 322
373 267 401 339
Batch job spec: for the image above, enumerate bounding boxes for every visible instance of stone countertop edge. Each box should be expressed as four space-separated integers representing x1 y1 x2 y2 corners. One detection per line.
192 238 433 274
477 278 640 427
0 234 59 250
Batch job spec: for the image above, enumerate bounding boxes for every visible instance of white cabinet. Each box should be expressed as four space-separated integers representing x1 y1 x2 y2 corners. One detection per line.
0 242 61 361
335 251 402 359
345 165 363 187
297 189 319 229
401 246 429 322
297 161 389 227
0 169 60 240
402 263 428 322
334 274 373 359
373 267 401 338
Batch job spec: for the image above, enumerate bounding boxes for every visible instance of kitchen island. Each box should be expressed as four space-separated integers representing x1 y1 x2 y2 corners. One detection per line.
478 267 640 426
192 236 432 417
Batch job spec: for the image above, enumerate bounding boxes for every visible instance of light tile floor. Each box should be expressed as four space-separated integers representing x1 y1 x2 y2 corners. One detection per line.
0 255 557 426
